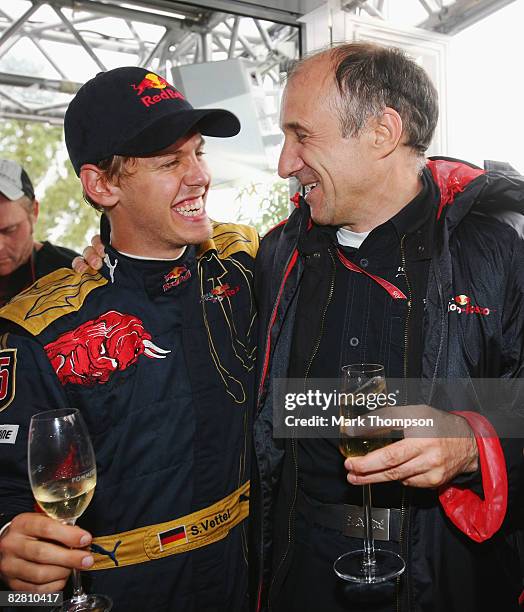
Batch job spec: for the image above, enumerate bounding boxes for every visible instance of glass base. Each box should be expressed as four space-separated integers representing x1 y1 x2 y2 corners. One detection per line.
52 594 113 612
334 548 405 584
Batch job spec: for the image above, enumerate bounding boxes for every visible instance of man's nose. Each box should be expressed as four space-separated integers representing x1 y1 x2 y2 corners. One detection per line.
278 140 304 179
184 158 210 186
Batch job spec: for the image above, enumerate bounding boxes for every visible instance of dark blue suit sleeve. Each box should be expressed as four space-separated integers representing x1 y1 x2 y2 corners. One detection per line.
0 332 68 523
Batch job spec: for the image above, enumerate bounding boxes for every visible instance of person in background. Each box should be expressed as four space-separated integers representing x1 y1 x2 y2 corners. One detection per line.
0 159 77 306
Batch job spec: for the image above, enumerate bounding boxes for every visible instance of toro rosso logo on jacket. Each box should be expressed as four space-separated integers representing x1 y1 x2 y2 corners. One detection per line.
131 72 185 108
163 265 191 292
448 294 493 316
201 283 240 303
44 310 170 386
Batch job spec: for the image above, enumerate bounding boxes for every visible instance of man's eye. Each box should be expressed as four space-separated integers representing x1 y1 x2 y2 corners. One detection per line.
296 133 307 143
196 150 206 157
162 159 179 168
3 226 18 234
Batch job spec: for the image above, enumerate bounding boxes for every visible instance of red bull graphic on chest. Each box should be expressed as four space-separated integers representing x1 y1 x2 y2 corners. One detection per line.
44 310 170 386
131 72 185 108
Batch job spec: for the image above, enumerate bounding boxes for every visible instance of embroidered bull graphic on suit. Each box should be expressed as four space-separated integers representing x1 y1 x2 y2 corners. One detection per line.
44 310 170 386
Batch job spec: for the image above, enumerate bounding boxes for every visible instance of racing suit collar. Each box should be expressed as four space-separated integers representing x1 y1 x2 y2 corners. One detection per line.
100 244 196 297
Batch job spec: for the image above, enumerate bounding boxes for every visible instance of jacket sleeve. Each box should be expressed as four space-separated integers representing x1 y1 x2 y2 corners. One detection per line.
439 229 524 541
498 230 524 525
0 330 68 525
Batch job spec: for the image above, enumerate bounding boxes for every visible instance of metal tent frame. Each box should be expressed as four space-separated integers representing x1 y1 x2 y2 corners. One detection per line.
0 0 516 124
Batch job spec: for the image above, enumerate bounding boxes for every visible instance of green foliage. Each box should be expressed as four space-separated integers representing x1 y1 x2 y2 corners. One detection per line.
0 119 99 252
236 179 291 236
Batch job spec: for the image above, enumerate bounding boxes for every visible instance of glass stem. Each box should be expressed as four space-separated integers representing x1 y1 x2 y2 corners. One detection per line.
362 484 376 570
64 518 88 603
70 568 87 603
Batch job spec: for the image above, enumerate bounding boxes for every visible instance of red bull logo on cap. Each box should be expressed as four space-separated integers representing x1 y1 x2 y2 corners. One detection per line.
131 72 185 108
132 73 168 95
163 265 191 292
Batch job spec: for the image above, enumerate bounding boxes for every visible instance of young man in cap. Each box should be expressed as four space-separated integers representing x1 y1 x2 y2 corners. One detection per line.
0 67 257 612
0 159 77 306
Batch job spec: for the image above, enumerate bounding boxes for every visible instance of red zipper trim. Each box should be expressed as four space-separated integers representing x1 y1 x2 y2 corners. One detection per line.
336 249 407 300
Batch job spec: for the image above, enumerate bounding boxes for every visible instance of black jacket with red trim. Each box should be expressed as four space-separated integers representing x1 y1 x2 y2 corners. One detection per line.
0 223 258 612
251 158 524 611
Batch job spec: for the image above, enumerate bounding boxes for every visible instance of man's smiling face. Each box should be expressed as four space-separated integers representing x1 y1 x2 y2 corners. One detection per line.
278 55 376 228
108 131 213 258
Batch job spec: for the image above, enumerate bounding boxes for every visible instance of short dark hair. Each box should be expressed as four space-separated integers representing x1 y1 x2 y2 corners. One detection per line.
83 155 137 212
290 42 439 155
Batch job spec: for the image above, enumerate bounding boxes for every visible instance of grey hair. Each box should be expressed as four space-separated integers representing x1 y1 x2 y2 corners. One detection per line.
288 42 439 156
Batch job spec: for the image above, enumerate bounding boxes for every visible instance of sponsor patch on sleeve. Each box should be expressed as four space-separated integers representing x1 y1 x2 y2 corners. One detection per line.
0 348 16 412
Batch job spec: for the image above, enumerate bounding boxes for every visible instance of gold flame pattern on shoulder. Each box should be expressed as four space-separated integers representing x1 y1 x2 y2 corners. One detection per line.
198 222 259 260
0 269 107 336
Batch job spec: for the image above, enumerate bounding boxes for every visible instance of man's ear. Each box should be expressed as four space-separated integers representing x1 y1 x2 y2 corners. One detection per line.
31 199 39 223
80 164 120 210
369 107 403 158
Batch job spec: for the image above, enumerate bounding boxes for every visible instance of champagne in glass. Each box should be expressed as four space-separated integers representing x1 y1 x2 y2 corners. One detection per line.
333 364 405 584
28 408 112 612
32 472 96 522
339 374 393 458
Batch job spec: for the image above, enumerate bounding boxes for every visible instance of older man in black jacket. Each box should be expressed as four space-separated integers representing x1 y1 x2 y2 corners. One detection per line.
252 42 524 612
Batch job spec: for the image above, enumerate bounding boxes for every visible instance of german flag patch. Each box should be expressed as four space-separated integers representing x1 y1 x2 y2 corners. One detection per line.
157 525 188 551
0 348 17 412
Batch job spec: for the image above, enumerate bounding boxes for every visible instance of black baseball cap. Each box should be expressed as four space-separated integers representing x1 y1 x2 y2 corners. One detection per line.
64 66 241 175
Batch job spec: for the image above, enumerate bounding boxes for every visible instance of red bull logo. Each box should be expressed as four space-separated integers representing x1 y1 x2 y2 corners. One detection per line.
201 284 240 303
448 294 492 316
45 310 170 386
132 73 168 95
163 265 191 292
131 72 185 108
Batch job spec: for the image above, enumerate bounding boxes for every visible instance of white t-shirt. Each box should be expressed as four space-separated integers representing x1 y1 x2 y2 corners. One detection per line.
336 227 370 249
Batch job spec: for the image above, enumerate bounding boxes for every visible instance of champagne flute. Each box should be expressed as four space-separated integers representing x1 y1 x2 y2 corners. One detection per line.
28 408 112 612
333 364 405 584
